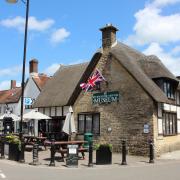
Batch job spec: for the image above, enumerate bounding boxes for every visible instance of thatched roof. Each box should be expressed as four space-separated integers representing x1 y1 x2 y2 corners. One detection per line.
34 52 102 107
34 41 178 107
137 55 178 81
110 43 170 103
33 62 89 107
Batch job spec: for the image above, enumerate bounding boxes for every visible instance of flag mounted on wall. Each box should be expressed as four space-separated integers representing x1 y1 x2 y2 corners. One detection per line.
80 68 105 92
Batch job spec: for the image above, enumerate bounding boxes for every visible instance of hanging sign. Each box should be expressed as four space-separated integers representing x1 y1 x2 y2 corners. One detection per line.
92 91 119 104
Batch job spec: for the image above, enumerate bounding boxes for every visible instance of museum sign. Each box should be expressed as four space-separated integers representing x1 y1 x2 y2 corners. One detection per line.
92 91 119 104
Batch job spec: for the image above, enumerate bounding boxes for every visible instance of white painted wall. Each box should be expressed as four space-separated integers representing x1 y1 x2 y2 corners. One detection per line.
177 107 180 119
158 103 162 117
178 120 180 133
158 118 163 134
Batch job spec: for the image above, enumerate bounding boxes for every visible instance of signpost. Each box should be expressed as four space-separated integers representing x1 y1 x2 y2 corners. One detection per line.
92 91 119 104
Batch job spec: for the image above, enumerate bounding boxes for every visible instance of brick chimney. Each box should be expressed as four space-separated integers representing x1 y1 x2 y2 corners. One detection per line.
29 59 38 76
100 24 118 51
10 80 16 89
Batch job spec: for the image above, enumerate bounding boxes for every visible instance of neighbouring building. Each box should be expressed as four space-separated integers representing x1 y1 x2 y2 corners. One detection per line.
34 24 180 156
33 63 89 140
0 59 50 135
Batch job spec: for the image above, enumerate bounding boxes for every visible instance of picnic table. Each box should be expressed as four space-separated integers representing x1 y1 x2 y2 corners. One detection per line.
24 135 47 149
45 140 88 160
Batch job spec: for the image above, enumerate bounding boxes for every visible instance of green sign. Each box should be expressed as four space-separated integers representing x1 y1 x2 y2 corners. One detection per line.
92 91 119 104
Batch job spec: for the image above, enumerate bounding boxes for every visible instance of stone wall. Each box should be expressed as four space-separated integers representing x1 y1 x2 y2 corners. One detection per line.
73 53 155 156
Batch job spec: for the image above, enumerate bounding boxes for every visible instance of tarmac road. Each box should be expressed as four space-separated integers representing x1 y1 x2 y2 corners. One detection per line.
0 160 180 180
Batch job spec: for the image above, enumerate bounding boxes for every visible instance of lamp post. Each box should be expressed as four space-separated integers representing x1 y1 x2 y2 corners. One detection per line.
6 0 29 133
6 0 30 162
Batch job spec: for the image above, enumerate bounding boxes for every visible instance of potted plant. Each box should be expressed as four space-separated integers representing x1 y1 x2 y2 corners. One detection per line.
5 134 21 161
95 143 112 165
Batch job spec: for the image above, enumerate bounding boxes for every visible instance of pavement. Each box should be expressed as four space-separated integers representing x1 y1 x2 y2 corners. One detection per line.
1 146 180 169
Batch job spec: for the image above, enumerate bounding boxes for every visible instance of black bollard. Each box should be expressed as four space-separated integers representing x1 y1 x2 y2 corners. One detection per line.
149 140 154 163
49 139 55 166
88 141 93 167
29 143 40 165
121 140 127 165
18 135 25 163
0 137 5 159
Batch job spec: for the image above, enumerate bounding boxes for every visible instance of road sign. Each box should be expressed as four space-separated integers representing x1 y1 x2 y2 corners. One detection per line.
24 97 33 106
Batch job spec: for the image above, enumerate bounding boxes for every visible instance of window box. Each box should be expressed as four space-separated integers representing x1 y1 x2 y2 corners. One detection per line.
96 144 112 165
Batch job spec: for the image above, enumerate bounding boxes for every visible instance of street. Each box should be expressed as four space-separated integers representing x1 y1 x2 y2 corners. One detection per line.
0 160 180 180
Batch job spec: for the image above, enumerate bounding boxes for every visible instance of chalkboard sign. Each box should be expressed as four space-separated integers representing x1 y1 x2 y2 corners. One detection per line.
66 145 78 167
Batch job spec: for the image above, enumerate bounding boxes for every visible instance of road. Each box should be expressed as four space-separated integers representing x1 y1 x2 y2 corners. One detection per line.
0 160 180 180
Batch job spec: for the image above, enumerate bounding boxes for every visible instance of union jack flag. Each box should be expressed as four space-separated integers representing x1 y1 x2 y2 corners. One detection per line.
80 69 105 92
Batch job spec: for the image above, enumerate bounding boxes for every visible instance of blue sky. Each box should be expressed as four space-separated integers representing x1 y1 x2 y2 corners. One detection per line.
0 0 180 90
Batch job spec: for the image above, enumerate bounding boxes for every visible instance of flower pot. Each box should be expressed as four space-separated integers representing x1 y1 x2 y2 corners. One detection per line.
8 143 20 161
96 145 112 165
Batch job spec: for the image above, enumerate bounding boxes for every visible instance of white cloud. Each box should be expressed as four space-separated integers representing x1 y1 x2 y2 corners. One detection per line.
0 65 21 77
125 0 180 45
152 0 180 7
0 80 21 90
43 63 61 75
0 81 10 90
0 16 54 32
171 46 180 55
143 43 180 75
50 28 70 44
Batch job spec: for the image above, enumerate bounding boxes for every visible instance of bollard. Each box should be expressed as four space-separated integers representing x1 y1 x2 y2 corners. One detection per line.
88 141 93 167
121 140 127 165
29 143 40 165
49 139 55 166
18 136 25 163
0 137 5 159
149 140 154 163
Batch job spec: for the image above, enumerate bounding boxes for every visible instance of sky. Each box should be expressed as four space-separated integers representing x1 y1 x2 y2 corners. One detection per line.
0 0 180 90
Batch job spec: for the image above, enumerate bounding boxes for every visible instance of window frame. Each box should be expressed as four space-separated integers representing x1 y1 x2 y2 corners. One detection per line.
163 80 175 100
77 113 100 135
162 111 177 136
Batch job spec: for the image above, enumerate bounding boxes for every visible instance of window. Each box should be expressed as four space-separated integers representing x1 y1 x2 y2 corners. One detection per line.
163 81 175 99
78 113 100 135
176 91 180 105
162 112 177 136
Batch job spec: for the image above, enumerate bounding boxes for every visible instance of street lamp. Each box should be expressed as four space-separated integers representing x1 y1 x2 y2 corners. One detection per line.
6 0 30 162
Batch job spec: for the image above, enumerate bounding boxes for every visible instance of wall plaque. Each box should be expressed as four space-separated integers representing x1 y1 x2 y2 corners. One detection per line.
92 91 119 104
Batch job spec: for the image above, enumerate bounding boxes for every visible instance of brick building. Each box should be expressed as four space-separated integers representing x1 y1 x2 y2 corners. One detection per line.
34 24 180 156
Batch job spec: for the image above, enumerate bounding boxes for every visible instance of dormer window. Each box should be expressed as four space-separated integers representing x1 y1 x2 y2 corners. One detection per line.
163 80 175 99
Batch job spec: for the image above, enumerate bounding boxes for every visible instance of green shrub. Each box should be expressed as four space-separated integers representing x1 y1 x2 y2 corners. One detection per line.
94 143 112 152
5 134 21 151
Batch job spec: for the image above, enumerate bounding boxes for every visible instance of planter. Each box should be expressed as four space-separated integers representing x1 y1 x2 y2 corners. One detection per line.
96 145 112 165
4 143 9 156
8 143 20 161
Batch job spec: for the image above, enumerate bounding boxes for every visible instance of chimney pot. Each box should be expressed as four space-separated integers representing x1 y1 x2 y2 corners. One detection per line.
29 59 38 74
100 24 118 50
10 80 16 89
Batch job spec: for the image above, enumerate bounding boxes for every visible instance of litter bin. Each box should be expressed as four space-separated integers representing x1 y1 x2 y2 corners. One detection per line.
84 133 93 148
